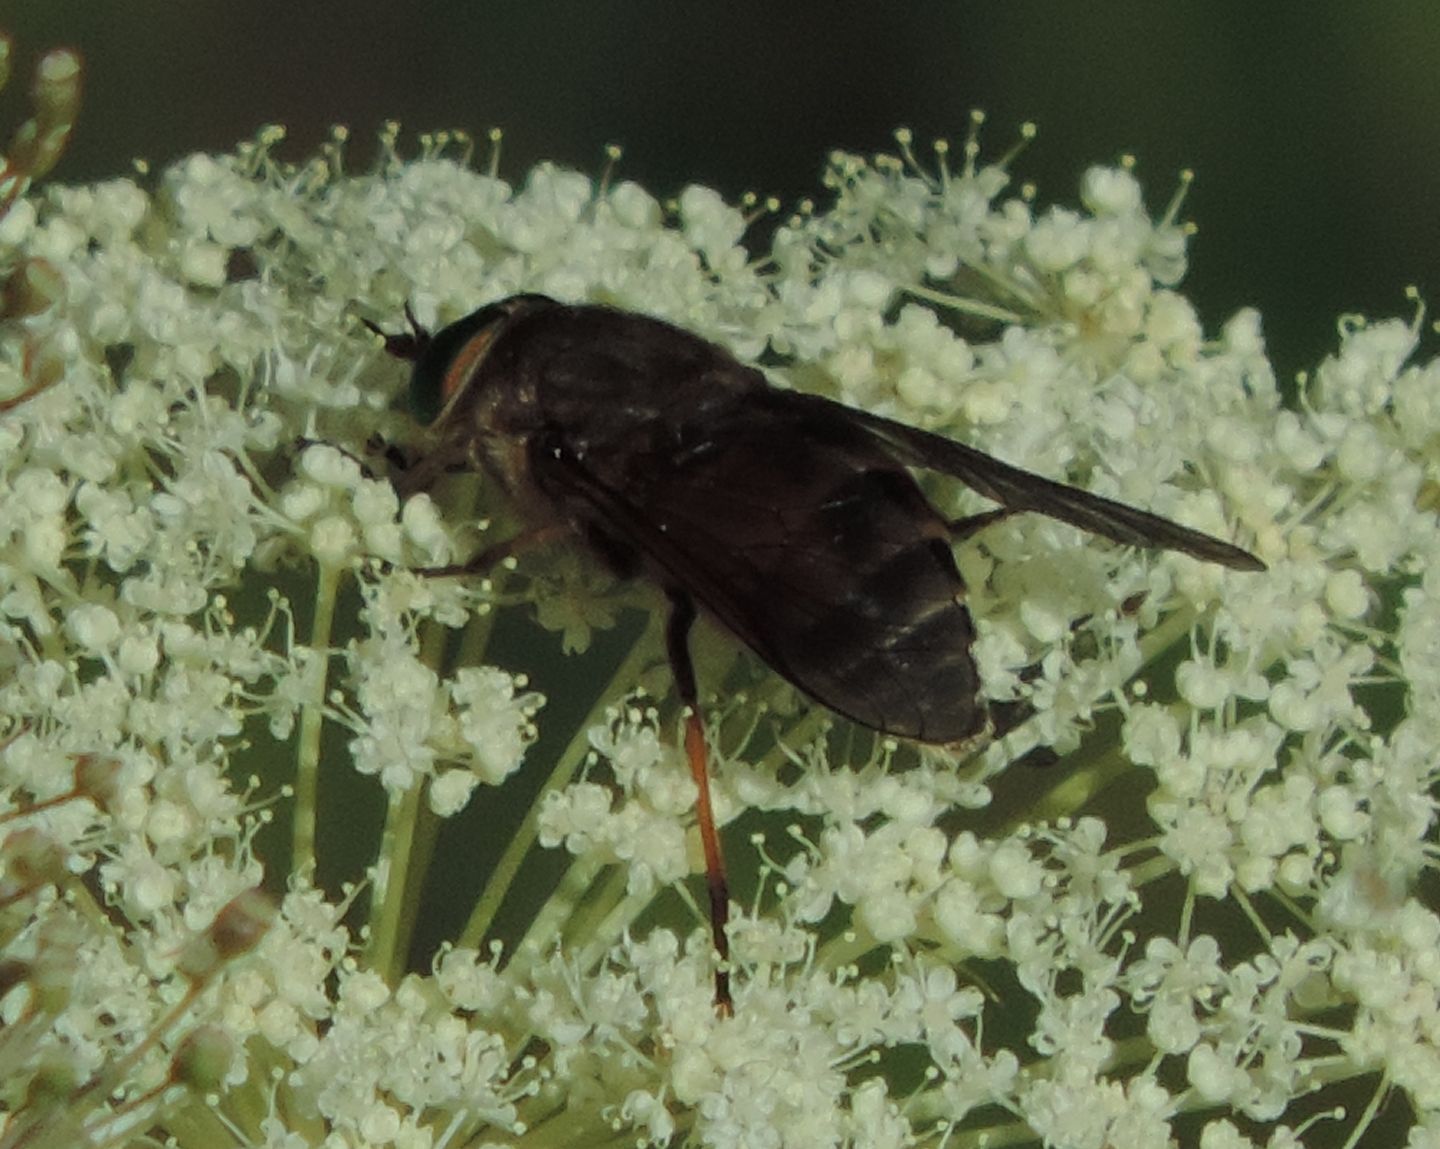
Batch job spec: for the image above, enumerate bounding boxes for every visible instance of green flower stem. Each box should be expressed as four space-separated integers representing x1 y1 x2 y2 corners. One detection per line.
904 281 1028 326
749 707 832 774
1126 848 1180 889
150 1102 237 1149
522 1112 634 1149
897 1109 1032 1149
365 768 425 981
291 562 340 877
1133 603 1201 669
358 469 496 976
509 853 607 982
460 628 658 951
381 603 501 981
1001 735 1131 832
990 604 1204 833
575 870 660 973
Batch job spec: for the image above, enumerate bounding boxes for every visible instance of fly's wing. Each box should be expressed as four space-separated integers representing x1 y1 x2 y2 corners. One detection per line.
533 400 989 746
777 392 1266 572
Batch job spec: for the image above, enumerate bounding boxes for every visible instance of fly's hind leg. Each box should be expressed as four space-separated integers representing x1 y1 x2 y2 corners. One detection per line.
947 507 1015 542
665 589 733 1016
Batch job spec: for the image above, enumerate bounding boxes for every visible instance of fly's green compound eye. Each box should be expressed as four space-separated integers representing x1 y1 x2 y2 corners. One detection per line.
407 306 505 426
408 359 445 425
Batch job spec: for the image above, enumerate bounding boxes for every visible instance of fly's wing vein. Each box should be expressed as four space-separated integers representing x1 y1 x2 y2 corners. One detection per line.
535 399 986 744
775 392 1265 572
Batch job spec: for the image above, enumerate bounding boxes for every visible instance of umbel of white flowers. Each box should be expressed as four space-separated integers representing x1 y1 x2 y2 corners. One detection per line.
0 59 1437 1149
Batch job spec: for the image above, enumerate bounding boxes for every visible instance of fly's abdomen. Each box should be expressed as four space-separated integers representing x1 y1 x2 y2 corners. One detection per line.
735 464 986 746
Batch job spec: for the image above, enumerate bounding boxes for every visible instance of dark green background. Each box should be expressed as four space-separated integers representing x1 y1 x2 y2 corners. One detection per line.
8 3 1440 383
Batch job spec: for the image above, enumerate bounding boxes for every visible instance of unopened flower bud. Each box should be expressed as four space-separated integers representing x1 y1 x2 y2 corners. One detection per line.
178 888 276 981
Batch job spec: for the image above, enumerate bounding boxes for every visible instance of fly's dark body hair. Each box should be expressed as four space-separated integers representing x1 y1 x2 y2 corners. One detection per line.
373 293 1261 747
367 292 1264 1012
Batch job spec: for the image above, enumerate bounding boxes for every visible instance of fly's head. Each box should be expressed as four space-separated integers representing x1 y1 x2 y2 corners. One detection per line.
364 294 560 500
365 295 555 430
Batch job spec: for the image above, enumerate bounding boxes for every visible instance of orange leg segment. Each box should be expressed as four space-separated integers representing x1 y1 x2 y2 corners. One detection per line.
667 590 733 1015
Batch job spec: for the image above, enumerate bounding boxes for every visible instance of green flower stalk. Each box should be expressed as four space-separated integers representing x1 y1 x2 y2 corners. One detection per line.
0 47 1435 1148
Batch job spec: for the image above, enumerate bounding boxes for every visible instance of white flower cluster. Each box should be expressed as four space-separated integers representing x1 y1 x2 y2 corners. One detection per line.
0 107 1436 1149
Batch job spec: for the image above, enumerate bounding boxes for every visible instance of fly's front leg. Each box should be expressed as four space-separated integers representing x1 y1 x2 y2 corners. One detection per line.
386 445 470 499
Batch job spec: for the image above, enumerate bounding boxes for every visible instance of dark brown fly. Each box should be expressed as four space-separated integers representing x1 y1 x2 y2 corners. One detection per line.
366 293 1264 1013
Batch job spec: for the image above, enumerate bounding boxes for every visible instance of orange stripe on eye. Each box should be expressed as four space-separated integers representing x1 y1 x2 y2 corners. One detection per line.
440 327 497 405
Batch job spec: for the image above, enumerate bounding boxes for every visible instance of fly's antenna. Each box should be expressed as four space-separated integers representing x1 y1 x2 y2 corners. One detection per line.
361 301 431 362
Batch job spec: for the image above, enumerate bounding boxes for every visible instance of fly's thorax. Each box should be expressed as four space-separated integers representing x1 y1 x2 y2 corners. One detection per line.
440 366 552 510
